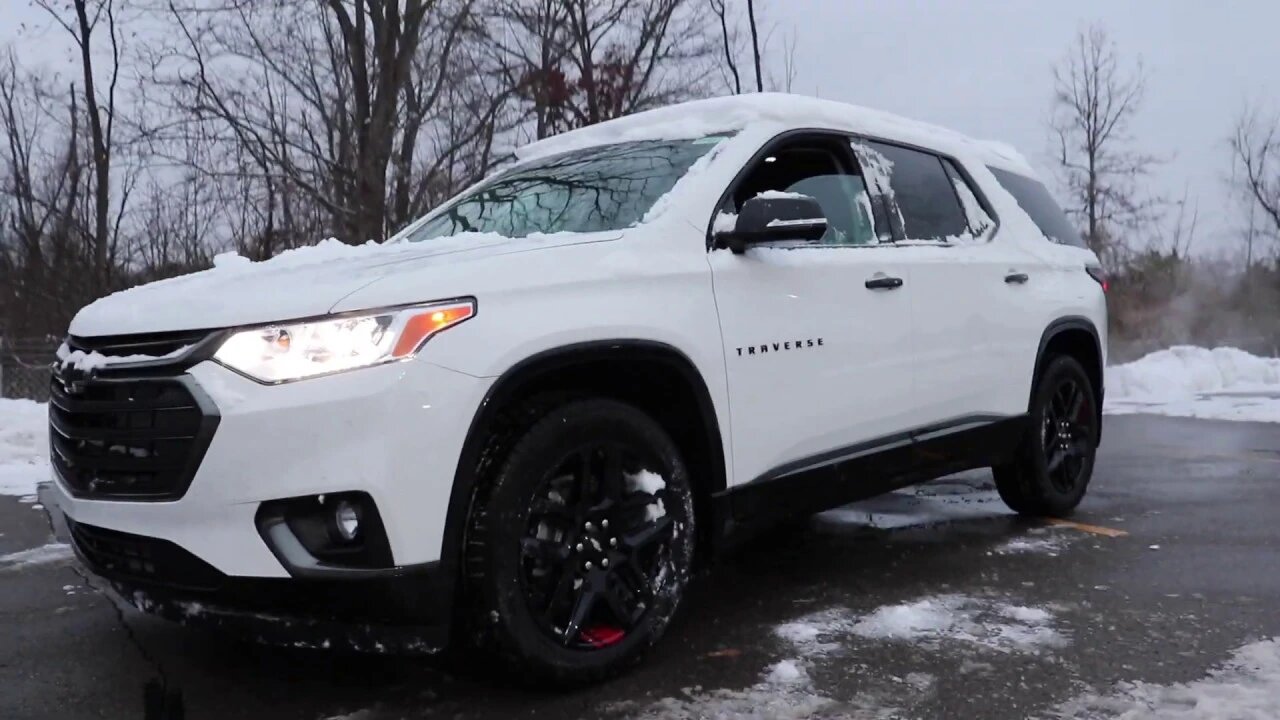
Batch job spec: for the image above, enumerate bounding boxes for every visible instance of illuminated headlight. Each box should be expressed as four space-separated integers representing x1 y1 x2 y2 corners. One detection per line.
213 299 474 383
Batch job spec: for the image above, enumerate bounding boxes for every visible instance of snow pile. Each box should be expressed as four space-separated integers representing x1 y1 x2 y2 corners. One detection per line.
1051 638 1280 719
848 595 1066 654
1106 346 1280 423
0 399 50 498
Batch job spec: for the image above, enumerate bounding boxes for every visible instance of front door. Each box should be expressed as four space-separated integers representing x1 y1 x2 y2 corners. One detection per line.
708 133 917 488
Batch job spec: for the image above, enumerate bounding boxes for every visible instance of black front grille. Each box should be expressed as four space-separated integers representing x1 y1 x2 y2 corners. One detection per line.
49 351 219 501
67 328 214 359
68 519 225 592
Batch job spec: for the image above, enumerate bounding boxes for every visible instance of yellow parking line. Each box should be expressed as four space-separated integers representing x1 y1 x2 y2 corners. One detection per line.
1046 519 1129 538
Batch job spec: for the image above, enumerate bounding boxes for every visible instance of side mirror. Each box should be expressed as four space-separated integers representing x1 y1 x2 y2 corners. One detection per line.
715 193 828 254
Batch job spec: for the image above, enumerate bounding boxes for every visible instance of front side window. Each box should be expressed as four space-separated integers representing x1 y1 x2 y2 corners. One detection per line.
403 137 723 242
865 141 968 241
987 167 1085 248
727 140 878 246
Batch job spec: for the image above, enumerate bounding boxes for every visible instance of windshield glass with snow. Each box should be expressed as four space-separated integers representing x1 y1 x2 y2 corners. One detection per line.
403 137 724 241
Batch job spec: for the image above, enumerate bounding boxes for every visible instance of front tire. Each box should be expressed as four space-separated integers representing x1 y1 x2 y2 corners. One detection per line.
463 398 695 686
994 355 1099 517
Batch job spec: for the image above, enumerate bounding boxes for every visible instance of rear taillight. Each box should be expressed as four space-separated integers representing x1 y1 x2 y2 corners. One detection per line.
1085 265 1108 292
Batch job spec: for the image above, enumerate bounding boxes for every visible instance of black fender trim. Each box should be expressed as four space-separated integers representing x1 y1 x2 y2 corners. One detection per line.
1032 316 1105 434
434 339 727 645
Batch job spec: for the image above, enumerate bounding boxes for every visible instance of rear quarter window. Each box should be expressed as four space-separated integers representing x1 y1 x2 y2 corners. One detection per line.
987 167 1085 248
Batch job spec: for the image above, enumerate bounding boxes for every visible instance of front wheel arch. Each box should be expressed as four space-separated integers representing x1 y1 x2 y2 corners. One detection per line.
435 340 727 647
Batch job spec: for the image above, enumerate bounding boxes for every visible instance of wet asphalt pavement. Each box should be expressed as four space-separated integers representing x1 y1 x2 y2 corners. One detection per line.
3 413 1279 719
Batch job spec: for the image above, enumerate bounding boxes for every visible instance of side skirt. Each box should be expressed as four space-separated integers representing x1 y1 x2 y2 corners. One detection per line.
709 414 1029 550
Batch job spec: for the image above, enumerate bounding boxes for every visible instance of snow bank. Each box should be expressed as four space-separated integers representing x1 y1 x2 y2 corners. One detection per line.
1106 346 1280 423
0 399 49 498
1052 637 1280 719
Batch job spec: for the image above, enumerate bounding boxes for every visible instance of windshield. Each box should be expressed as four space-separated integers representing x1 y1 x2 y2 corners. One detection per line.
402 137 724 242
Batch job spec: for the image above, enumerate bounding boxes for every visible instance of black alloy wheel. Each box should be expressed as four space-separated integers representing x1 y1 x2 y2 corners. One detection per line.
994 355 1099 517
520 443 675 650
464 398 695 685
1040 375 1095 495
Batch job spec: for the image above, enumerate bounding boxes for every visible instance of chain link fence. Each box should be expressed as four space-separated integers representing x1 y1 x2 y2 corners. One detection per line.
1 337 60 401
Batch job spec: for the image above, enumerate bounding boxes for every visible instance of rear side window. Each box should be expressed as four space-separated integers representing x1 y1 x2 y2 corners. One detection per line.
865 141 968 241
942 159 994 237
987 167 1085 248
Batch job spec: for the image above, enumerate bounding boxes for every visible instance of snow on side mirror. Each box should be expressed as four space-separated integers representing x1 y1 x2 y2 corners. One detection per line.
714 192 829 254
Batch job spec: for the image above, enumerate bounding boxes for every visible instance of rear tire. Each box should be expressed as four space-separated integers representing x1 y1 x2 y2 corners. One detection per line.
994 355 1098 517
462 398 695 686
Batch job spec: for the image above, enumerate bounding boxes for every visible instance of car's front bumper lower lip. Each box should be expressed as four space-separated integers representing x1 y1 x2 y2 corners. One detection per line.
66 515 450 654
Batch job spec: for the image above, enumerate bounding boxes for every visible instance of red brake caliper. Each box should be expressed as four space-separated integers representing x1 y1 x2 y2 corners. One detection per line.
579 625 626 648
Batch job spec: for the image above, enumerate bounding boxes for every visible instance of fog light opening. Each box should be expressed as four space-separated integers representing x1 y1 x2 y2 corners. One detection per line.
332 499 361 543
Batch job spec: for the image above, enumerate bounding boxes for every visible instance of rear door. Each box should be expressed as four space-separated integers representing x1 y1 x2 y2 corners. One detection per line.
708 132 917 488
854 139 1028 422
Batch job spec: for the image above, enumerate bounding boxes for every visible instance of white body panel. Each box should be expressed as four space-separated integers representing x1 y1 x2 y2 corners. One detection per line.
53 94 1107 579
707 245 916 483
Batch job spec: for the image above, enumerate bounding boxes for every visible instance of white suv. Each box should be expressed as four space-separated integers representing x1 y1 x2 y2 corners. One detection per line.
50 94 1106 684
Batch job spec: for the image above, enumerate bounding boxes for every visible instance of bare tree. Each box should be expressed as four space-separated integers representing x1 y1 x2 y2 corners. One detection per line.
708 0 797 95
745 0 762 92
33 0 128 293
1231 110 1280 239
1051 24 1158 266
708 0 740 94
156 0 492 247
488 0 715 140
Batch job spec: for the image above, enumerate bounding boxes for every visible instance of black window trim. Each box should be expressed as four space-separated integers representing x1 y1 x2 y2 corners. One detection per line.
705 128 895 251
849 134 1001 245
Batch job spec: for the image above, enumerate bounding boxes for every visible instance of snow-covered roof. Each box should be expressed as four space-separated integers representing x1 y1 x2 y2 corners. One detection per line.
516 93 1034 175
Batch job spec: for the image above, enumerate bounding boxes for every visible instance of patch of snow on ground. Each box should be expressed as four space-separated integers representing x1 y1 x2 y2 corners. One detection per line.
994 530 1073 556
0 399 49 498
0 542 72 571
850 594 1066 654
813 473 1010 533
764 659 808 685
774 607 854 656
1106 346 1280 423
771 594 1064 657
1051 638 1280 719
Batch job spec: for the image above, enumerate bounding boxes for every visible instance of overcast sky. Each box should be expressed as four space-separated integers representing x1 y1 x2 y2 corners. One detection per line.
3 0 1277 254
763 0 1280 254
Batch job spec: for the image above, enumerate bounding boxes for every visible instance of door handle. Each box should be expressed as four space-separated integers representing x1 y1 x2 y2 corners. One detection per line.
1004 272 1030 284
865 275 904 290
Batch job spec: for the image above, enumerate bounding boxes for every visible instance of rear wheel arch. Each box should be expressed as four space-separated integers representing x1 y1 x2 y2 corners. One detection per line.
437 340 727 639
1032 317 1104 430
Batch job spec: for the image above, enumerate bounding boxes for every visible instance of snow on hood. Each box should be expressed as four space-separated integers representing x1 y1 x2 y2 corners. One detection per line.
70 232 612 337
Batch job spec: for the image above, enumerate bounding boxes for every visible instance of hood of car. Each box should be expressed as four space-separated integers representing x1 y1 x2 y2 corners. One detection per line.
68 232 621 337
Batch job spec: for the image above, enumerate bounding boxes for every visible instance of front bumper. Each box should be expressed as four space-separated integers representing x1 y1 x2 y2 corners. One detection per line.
53 356 493 643
68 517 449 653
